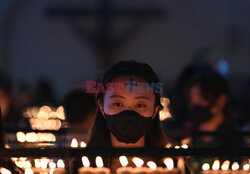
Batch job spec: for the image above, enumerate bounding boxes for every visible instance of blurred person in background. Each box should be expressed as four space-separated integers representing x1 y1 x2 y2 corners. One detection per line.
62 89 97 145
182 67 242 147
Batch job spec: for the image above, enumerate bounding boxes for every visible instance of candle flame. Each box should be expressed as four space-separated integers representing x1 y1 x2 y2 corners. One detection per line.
0 168 11 174
212 160 220 170
96 156 104 168
25 168 33 174
16 132 26 142
231 162 239 171
41 158 49 169
243 163 250 171
202 163 210 171
49 162 56 169
70 138 78 148
163 157 174 170
132 157 144 167
82 156 90 167
34 159 41 168
221 160 230 171
57 159 65 168
174 145 180 149
147 161 157 170
80 141 87 148
181 144 188 149
119 156 128 167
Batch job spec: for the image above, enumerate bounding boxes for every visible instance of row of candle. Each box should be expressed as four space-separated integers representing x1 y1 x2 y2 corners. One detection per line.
11 157 67 174
202 160 250 174
78 156 181 174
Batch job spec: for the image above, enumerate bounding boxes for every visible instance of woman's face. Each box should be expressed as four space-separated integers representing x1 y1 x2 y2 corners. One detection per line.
100 76 159 118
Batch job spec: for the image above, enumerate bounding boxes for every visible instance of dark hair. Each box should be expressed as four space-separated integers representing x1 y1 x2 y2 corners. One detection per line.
62 89 97 125
184 68 233 120
87 60 167 147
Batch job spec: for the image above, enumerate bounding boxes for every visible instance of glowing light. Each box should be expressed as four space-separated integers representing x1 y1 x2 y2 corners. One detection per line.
221 160 230 171
231 162 239 171
34 159 41 168
132 157 144 167
147 161 157 170
49 162 56 169
80 141 87 148
212 160 220 170
174 146 180 149
25 168 33 174
96 156 104 168
243 164 250 171
57 159 65 168
119 156 128 167
70 138 78 148
82 156 90 167
16 132 26 142
0 168 11 174
25 132 38 142
202 163 210 171
181 144 188 149
41 158 49 169
163 157 174 170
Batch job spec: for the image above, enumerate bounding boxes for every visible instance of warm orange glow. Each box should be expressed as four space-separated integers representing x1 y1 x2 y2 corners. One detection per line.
132 157 144 167
163 157 174 170
49 162 56 169
24 168 33 174
80 141 87 148
16 132 26 142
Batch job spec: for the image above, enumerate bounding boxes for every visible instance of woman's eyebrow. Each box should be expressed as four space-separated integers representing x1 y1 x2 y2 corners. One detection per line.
109 95 125 99
134 96 151 100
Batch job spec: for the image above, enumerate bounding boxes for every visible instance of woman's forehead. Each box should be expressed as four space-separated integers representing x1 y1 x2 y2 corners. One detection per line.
110 75 146 83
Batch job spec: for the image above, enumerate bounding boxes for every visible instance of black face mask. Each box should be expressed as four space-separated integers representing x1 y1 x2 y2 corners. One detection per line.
104 110 153 144
189 105 213 125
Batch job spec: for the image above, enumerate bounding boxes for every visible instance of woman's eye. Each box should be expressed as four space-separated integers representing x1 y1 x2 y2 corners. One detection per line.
135 104 146 108
112 103 122 107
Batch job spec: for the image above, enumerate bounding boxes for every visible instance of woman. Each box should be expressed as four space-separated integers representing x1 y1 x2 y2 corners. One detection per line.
86 60 170 173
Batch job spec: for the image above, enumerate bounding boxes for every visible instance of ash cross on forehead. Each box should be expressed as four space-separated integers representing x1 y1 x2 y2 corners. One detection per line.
47 0 165 68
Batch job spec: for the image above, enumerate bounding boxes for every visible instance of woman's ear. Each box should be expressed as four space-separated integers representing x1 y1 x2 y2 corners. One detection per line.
98 99 105 115
152 105 160 119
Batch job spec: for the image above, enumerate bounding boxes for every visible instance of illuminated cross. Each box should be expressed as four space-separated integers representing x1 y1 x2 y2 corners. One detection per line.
48 0 165 68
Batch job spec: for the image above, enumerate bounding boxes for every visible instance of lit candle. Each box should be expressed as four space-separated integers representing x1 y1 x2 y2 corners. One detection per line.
163 158 178 174
78 156 95 174
53 160 66 174
71 138 78 148
0 168 12 174
132 157 148 174
221 160 230 174
231 162 239 174
243 163 250 174
212 160 220 174
147 161 163 174
80 141 87 148
25 168 34 174
201 163 210 174
94 156 110 174
116 156 133 174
